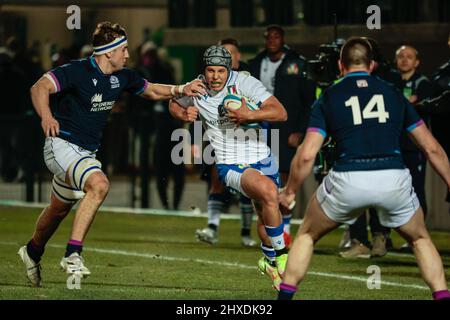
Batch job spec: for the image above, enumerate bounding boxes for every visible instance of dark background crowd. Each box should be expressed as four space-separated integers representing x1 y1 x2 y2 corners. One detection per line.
0 0 449 224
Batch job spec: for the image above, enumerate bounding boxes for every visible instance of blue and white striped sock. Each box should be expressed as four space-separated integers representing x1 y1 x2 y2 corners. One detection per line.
239 195 253 236
265 223 286 251
260 243 276 262
207 193 226 228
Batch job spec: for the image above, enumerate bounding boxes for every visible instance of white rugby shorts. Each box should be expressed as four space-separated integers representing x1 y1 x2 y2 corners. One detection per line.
316 168 420 228
43 137 99 202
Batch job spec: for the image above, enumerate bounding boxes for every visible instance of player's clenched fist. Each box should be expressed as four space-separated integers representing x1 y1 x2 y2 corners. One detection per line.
184 106 199 122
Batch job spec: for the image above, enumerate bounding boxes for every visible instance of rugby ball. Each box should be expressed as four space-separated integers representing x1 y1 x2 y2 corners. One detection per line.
222 93 261 129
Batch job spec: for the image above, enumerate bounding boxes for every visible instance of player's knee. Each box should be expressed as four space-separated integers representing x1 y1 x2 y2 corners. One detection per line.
259 182 279 207
408 233 430 249
86 175 110 199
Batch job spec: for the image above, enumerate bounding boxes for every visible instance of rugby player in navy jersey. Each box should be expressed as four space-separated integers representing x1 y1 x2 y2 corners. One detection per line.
277 37 450 300
18 21 206 287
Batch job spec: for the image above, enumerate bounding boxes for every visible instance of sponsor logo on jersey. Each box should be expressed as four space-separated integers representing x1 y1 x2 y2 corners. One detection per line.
91 93 103 103
92 79 97 86
110 76 120 89
90 93 115 112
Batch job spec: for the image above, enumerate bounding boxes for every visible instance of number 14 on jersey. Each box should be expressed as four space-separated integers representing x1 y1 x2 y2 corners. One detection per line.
345 94 389 125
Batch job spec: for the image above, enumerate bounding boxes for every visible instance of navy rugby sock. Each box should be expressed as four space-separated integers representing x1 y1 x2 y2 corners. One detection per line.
26 239 45 263
65 239 83 257
278 283 297 300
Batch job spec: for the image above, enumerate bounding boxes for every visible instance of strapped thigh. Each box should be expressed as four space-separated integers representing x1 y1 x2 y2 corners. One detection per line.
67 156 103 191
52 175 85 203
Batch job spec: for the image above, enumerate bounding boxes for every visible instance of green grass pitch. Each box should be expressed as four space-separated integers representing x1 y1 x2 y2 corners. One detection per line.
1 205 449 300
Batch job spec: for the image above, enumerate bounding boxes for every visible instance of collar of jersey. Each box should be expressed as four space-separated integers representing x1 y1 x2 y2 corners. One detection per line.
89 55 107 76
224 70 237 88
344 71 370 78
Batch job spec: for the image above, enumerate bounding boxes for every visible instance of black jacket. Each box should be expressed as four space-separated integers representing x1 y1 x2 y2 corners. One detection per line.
249 47 315 135
398 72 434 153
249 47 316 171
430 59 450 155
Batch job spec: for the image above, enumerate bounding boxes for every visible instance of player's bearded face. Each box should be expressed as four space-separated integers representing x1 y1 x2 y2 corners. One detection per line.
204 66 228 92
110 45 129 71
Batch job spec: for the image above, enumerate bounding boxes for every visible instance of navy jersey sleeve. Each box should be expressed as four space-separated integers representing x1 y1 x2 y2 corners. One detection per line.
45 63 78 93
307 95 327 137
401 93 424 132
123 68 148 95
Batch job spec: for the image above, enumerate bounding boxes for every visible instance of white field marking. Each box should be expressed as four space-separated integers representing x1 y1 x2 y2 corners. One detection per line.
2 241 429 290
0 201 438 261
2 202 444 261
0 200 305 225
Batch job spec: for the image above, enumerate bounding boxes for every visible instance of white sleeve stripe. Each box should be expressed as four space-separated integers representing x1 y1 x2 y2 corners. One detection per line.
44 73 58 92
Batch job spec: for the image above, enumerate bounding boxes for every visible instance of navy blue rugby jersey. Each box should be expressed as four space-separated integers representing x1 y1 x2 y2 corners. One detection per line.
46 56 148 151
308 71 424 171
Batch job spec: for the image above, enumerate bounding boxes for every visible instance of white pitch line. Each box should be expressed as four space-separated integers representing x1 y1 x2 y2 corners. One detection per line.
0 199 305 225
0 241 429 291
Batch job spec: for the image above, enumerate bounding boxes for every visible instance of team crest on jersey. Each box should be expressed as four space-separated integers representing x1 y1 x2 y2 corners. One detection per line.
286 63 299 75
357 79 368 88
110 76 120 89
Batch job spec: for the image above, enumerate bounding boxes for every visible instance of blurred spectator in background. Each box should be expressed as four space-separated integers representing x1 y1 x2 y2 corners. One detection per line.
219 38 250 72
249 25 315 246
397 46 434 208
137 41 185 210
429 33 450 206
7 37 43 100
80 44 93 58
395 44 434 251
51 48 74 68
0 40 28 181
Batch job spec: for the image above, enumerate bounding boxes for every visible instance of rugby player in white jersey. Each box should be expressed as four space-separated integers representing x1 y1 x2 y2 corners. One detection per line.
18 21 206 287
169 45 289 290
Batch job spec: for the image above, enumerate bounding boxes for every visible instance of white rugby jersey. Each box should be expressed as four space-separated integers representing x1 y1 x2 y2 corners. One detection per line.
176 71 272 164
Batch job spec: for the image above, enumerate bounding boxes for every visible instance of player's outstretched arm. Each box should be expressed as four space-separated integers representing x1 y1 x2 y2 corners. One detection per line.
141 80 206 100
30 76 60 137
409 125 450 190
279 132 324 209
169 100 198 122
